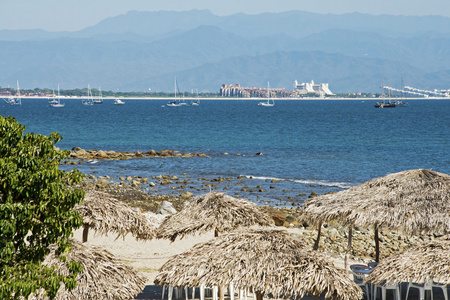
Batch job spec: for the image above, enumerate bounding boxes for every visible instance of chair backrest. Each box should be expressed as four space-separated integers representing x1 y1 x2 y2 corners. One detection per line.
352 272 366 284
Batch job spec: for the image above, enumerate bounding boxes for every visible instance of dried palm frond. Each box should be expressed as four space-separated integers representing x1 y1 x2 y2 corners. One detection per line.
157 192 274 241
299 169 450 234
155 229 362 300
75 190 156 241
30 240 145 300
368 235 450 285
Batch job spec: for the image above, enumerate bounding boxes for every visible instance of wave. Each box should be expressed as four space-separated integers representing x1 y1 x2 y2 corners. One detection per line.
241 175 353 189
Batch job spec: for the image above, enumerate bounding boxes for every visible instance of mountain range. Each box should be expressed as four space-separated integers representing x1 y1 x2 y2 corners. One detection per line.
1 9 449 93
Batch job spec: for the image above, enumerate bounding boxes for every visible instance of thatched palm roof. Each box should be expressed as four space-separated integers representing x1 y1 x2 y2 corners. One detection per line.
156 192 274 241
367 235 450 285
299 169 450 233
154 229 362 300
75 190 156 241
30 240 145 300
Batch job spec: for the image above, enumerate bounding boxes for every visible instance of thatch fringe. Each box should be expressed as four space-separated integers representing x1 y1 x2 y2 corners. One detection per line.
157 192 275 241
154 229 362 300
29 240 146 300
298 169 450 234
75 190 156 240
367 235 450 285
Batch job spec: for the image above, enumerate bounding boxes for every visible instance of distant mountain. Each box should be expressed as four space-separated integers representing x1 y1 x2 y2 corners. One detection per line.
1 10 449 92
128 51 437 93
3 9 450 41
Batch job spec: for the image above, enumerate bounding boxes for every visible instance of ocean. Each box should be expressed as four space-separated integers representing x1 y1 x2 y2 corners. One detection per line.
2 98 449 207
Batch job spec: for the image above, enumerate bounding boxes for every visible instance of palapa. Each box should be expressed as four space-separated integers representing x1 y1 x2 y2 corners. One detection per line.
156 192 274 241
75 190 156 242
30 240 146 300
298 169 450 262
367 235 450 285
154 229 362 300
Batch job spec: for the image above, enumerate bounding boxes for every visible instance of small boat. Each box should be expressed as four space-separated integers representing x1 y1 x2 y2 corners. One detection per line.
48 89 58 105
190 89 200 106
167 77 184 107
258 82 275 107
396 78 408 107
93 87 103 104
114 98 125 105
49 84 65 107
82 85 94 105
374 101 396 108
375 81 395 108
4 80 22 105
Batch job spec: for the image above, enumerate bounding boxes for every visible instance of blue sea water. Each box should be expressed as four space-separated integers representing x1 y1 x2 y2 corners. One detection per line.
2 98 449 207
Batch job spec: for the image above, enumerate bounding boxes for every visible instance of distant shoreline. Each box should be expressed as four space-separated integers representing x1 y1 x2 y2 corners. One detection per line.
16 96 450 101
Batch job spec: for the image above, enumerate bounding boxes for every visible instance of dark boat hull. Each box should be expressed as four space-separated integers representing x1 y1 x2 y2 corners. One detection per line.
374 102 396 108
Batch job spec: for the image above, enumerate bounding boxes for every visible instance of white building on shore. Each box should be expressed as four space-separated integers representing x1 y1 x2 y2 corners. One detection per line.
294 80 334 96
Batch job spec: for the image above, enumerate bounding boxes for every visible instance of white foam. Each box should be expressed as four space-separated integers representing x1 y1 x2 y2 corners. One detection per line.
241 175 353 189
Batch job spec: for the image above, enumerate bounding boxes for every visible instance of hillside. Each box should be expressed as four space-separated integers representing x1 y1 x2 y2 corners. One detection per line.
0 10 449 93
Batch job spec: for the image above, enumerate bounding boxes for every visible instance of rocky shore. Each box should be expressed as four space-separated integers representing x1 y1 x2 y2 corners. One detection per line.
65 147 208 164
61 147 332 208
65 147 439 264
75 169 437 264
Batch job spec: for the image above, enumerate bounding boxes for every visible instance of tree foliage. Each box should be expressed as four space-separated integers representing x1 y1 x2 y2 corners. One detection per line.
0 116 85 299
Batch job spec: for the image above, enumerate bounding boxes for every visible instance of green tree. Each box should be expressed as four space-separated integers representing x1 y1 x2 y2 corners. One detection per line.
0 116 84 299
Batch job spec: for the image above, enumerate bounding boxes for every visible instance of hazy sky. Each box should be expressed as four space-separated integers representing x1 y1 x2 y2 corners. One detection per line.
1 0 449 31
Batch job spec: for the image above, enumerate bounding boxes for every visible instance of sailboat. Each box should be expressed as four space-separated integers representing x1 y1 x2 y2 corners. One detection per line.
48 89 58 106
93 87 103 104
82 85 94 105
167 77 184 107
190 89 200 106
258 82 275 106
4 80 22 105
50 84 65 107
374 81 396 108
395 79 408 107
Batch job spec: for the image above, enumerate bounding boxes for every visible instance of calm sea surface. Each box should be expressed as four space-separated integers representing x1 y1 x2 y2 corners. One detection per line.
2 98 449 207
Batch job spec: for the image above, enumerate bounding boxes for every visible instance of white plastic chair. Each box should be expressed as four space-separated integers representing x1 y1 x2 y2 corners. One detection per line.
405 281 448 300
162 285 174 300
373 281 401 300
352 271 371 299
200 284 218 300
229 283 235 300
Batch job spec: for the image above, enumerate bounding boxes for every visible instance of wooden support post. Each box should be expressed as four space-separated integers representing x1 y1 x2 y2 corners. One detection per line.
219 286 224 300
313 221 322 250
374 223 380 262
345 224 353 270
82 224 90 243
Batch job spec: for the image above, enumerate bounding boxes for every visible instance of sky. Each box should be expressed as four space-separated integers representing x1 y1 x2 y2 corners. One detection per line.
1 0 449 31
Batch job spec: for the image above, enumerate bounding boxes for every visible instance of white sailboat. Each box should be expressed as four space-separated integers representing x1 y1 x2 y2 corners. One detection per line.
4 80 22 105
50 84 65 107
258 82 275 107
48 89 58 106
82 85 94 105
93 87 103 104
190 89 200 106
167 77 184 107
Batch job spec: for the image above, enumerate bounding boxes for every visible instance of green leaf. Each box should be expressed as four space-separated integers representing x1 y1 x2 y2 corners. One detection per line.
0 116 84 299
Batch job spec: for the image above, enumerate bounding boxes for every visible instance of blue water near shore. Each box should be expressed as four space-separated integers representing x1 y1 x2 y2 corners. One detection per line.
2 98 449 207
